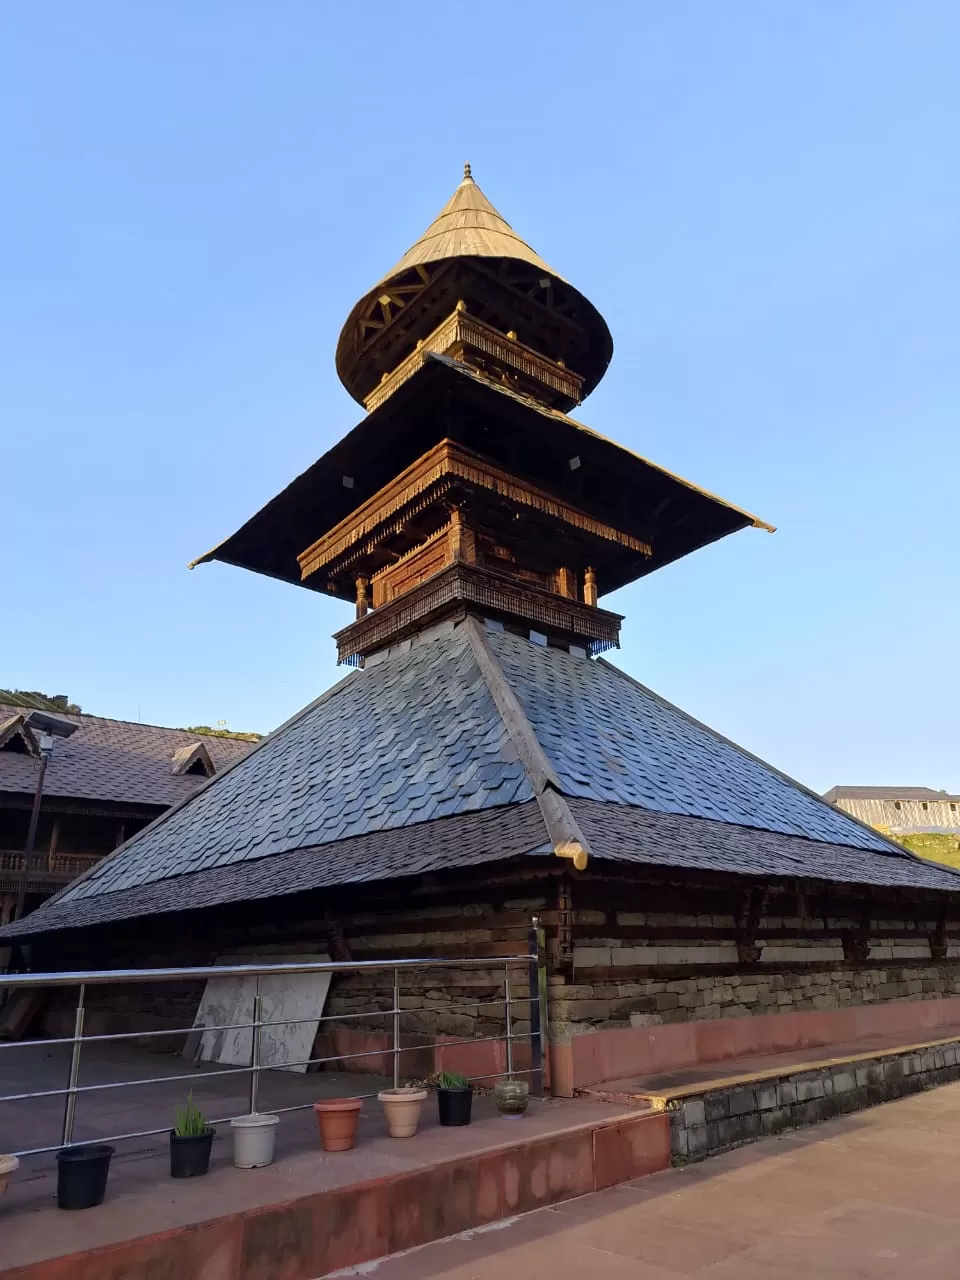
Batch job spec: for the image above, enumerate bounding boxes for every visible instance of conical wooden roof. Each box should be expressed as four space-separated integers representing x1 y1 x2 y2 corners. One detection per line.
336 167 613 405
379 163 561 281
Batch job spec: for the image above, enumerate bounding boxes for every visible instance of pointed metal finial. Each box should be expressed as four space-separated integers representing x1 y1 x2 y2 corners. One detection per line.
462 162 473 183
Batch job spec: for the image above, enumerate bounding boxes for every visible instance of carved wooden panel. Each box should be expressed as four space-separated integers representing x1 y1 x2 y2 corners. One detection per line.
371 529 452 608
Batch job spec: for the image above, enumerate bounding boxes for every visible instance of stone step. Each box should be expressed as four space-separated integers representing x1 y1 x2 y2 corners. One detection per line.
580 1034 960 1163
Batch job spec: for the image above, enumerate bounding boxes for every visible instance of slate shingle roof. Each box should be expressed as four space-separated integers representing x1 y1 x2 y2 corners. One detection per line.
570 799 960 893
4 621 958 939
0 803 549 937
0 703 253 808
486 632 896 852
43 624 531 906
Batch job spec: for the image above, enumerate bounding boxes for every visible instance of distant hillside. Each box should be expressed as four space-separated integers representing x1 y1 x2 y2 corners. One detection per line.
1 690 261 742
893 832 960 870
0 689 82 714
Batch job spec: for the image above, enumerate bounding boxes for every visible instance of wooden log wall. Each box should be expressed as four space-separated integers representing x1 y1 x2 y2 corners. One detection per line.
31 860 960 1048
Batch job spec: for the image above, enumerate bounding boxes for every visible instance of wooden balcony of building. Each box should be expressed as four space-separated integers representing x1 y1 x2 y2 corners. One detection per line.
0 848 102 896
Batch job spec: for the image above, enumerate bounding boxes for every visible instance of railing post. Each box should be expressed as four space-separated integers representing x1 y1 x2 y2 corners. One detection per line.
392 967 401 1089
528 916 547 1098
61 983 85 1147
248 977 262 1115
504 963 514 1078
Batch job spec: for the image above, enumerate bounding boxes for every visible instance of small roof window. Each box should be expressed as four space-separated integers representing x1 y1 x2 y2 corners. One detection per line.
171 742 216 778
0 715 38 756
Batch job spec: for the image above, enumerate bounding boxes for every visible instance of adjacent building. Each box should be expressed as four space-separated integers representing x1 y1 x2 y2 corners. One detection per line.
0 705 252 924
825 787 960 837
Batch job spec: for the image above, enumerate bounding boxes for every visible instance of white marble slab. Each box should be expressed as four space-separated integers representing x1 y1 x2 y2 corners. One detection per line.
188 954 332 1073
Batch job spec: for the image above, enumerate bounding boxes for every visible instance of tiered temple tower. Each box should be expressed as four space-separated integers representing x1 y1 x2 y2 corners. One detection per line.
11 170 958 1113
193 165 770 664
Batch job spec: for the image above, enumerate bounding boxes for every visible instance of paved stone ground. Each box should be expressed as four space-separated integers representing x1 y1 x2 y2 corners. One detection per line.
336 1081 960 1279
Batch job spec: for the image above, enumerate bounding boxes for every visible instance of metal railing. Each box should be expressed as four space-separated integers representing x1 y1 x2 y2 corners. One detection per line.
0 917 547 1158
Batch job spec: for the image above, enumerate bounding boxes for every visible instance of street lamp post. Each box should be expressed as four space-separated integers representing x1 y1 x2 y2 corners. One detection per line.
12 712 78 923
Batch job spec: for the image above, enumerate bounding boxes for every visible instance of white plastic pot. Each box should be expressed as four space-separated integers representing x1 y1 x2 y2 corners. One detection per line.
230 1113 279 1168
0 1154 18 1196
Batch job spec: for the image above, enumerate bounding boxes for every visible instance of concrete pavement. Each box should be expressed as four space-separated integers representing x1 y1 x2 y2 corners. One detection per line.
334 1080 960 1278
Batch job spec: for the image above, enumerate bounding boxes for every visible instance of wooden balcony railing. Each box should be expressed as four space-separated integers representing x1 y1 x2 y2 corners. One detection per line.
0 850 102 882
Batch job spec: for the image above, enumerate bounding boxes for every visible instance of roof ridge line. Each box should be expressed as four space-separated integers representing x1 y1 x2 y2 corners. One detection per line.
461 617 590 870
595 656 924 866
34 670 361 912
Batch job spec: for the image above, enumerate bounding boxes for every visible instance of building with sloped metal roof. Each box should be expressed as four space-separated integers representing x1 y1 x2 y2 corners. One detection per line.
825 786 960 836
5 168 960 1092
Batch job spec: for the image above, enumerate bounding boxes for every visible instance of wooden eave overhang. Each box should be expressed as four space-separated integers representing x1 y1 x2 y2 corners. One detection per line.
190 357 773 595
297 439 652 597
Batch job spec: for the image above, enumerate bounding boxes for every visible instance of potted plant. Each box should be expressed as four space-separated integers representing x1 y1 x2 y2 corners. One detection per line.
313 1097 363 1151
0 1154 18 1196
494 1078 529 1118
56 1144 115 1210
436 1070 473 1127
378 1086 428 1138
230 1113 279 1169
170 1093 215 1178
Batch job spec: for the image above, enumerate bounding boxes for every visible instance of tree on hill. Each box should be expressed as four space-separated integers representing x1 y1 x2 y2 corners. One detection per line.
183 724 262 743
0 689 82 714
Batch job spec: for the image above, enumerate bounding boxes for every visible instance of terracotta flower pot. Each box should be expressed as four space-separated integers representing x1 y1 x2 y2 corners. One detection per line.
0 1154 19 1196
314 1098 362 1151
378 1088 428 1138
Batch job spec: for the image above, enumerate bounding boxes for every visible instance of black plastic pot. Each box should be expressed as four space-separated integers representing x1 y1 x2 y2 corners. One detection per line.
169 1128 215 1178
56 1144 114 1210
437 1086 473 1127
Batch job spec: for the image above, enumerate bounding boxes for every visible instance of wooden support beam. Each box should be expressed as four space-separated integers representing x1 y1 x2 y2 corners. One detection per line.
736 886 765 964
557 876 574 979
843 898 872 962
323 911 353 963
355 575 370 619
556 566 576 599
931 903 948 961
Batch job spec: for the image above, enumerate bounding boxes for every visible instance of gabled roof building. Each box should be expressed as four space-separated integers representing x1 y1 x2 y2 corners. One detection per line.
6 169 960 1092
825 786 960 837
0 705 251 923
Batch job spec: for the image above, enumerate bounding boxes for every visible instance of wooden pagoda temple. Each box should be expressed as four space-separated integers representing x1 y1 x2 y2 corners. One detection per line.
6 167 960 1103
191 163 770 665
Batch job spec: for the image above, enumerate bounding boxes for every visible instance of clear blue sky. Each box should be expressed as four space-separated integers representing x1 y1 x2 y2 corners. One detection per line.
3 2 957 793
